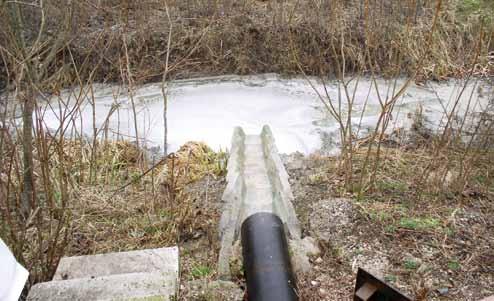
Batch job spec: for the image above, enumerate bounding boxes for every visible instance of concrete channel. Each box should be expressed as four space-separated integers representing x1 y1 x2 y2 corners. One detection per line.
218 125 304 279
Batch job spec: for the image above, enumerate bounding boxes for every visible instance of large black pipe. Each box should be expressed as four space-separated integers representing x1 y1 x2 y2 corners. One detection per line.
241 212 298 301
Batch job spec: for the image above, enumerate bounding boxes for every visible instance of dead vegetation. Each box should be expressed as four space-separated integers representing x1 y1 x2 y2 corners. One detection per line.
0 0 493 300
0 132 226 294
1 0 493 91
285 142 494 300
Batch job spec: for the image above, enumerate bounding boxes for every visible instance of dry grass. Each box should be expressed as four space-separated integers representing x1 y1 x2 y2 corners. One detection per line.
350 149 494 300
0 1 493 300
1 0 493 91
0 137 226 288
287 143 494 300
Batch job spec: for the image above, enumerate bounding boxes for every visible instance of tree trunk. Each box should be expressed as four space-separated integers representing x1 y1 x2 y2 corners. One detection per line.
21 90 34 219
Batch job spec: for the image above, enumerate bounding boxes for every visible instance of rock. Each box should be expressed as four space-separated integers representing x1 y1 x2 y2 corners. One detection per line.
437 287 449 295
424 278 434 290
403 253 421 263
402 253 423 269
444 170 458 187
309 198 353 243
300 236 320 256
289 237 321 274
351 254 390 279
319 288 328 296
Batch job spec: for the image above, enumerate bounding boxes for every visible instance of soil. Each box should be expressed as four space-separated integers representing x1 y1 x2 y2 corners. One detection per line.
282 153 494 301
179 177 223 274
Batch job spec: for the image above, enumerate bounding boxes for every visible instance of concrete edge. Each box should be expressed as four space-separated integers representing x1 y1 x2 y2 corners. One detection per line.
261 125 301 239
218 127 246 278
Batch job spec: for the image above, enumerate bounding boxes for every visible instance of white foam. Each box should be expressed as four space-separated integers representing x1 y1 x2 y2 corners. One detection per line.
39 74 490 154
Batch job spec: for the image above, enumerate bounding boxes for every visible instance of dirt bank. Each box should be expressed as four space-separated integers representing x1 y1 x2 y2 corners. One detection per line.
1 1 493 91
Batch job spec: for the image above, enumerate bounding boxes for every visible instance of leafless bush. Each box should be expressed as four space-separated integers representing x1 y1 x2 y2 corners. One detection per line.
2 0 491 89
290 0 493 197
0 0 492 296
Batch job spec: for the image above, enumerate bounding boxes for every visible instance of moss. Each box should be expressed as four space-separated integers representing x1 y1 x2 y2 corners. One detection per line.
403 259 419 270
399 217 441 231
448 260 461 271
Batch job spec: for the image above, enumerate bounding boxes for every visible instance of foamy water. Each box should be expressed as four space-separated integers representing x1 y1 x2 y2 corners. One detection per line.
39 74 491 154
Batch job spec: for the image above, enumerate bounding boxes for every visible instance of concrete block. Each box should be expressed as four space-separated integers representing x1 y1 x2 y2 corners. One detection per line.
27 272 177 301
53 247 179 281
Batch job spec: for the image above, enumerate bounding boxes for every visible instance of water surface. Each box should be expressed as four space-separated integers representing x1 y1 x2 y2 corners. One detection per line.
41 74 490 154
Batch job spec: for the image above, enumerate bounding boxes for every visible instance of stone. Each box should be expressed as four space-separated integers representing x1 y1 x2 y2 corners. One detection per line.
424 278 434 290
309 198 353 243
300 236 320 256
351 254 390 279
289 237 320 274
281 152 305 171
417 263 429 275
319 288 328 296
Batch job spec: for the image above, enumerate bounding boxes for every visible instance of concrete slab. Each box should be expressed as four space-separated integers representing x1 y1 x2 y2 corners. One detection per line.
27 272 177 301
53 247 179 281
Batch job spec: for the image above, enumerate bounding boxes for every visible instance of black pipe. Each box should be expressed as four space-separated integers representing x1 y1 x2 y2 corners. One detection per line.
241 212 298 301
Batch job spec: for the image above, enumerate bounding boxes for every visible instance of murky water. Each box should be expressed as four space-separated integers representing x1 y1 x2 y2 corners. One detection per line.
40 74 491 154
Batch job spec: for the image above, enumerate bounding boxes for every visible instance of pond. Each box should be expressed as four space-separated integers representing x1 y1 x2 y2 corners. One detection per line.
40 74 490 155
